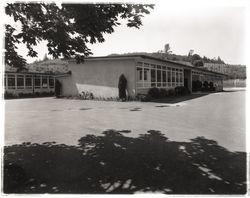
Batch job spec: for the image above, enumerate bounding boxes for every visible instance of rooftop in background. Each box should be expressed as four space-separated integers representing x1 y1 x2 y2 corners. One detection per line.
5 59 69 75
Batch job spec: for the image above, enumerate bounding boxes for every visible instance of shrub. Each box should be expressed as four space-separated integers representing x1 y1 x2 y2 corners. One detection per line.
167 88 175 97
80 91 94 100
192 80 203 92
118 74 127 101
203 81 209 91
136 94 152 102
4 92 16 99
148 87 160 98
159 88 168 98
175 86 190 96
209 82 215 91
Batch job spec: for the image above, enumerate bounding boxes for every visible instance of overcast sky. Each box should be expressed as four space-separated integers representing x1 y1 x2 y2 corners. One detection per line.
15 0 248 65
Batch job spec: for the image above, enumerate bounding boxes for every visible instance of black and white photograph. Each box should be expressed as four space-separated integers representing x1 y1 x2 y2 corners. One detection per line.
1 0 248 195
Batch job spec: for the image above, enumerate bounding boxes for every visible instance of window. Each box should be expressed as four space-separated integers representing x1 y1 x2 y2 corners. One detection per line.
157 69 161 87
137 62 143 67
176 71 179 83
49 77 54 88
144 70 148 81
137 67 143 81
42 76 48 88
162 70 166 87
172 69 176 86
25 75 32 89
4 75 6 87
136 62 184 89
167 70 171 82
151 69 156 87
7 75 15 89
17 75 24 89
35 77 41 88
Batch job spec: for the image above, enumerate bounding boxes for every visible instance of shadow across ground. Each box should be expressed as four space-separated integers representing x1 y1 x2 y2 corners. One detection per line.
4 130 246 194
151 94 209 104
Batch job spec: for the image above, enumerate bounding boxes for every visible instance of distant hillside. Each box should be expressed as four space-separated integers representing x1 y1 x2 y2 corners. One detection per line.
204 63 246 79
26 59 69 74
109 52 246 79
5 59 70 74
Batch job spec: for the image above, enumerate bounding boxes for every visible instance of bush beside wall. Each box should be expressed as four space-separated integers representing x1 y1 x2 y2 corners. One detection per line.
146 86 189 100
4 91 54 99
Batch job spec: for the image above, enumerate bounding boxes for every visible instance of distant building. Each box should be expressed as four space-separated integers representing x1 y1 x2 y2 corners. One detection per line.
204 63 246 79
4 59 71 96
57 55 226 98
4 71 55 96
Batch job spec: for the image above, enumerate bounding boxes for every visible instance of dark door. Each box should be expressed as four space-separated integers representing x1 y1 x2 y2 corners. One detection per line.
184 78 188 89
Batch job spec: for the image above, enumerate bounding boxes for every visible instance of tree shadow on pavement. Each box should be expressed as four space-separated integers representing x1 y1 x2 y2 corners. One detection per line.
151 94 209 104
4 130 246 194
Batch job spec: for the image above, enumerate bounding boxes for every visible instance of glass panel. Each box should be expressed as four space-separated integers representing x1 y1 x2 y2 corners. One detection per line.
144 63 150 68
7 75 15 88
157 70 161 87
144 70 148 81
168 71 171 82
137 67 143 81
17 75 24 89
151 69 156 87
157 65 161 69
25 77 32 87
151 64 156 69
137 62 143 67
35 77 41 88
49 77 54 88
42 76 48 88
162 70 166 82
151 69 156 82
180 72 183 83
162 66 166 70
172 69 175 86
176 72 179 83
157 70 161 82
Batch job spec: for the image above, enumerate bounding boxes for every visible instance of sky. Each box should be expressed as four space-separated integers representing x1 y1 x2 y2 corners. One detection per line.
9 0 250 65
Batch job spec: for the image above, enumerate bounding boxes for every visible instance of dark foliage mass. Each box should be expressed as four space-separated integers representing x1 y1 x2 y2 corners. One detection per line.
118 74 127 100
5 3 154 68
147 86 189 99
4 130 246 194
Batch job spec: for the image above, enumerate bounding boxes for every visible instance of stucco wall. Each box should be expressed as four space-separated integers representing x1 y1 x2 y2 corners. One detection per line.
59 58 136 98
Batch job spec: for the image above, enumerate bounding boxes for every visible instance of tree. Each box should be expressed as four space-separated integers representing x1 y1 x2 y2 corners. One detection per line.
191 54 204 67
188 49 194 57
118 74 127 101
217 56 225 64
5 3 154 69
43 53 49 61
164 43 172 54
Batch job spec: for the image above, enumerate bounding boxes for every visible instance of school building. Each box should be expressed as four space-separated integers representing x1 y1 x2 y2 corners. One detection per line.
57 55 225 98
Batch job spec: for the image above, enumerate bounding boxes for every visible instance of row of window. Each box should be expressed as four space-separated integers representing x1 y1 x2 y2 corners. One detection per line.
5 74 55 90
136 62 184 88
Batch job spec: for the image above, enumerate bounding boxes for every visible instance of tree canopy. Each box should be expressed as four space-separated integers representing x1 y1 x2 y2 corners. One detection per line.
5 3 154 69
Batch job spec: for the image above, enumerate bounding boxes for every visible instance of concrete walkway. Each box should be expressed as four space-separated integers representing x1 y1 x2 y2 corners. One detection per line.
5 89 246 152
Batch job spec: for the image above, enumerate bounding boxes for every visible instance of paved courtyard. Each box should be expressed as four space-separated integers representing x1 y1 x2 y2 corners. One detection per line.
5 89 246 152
